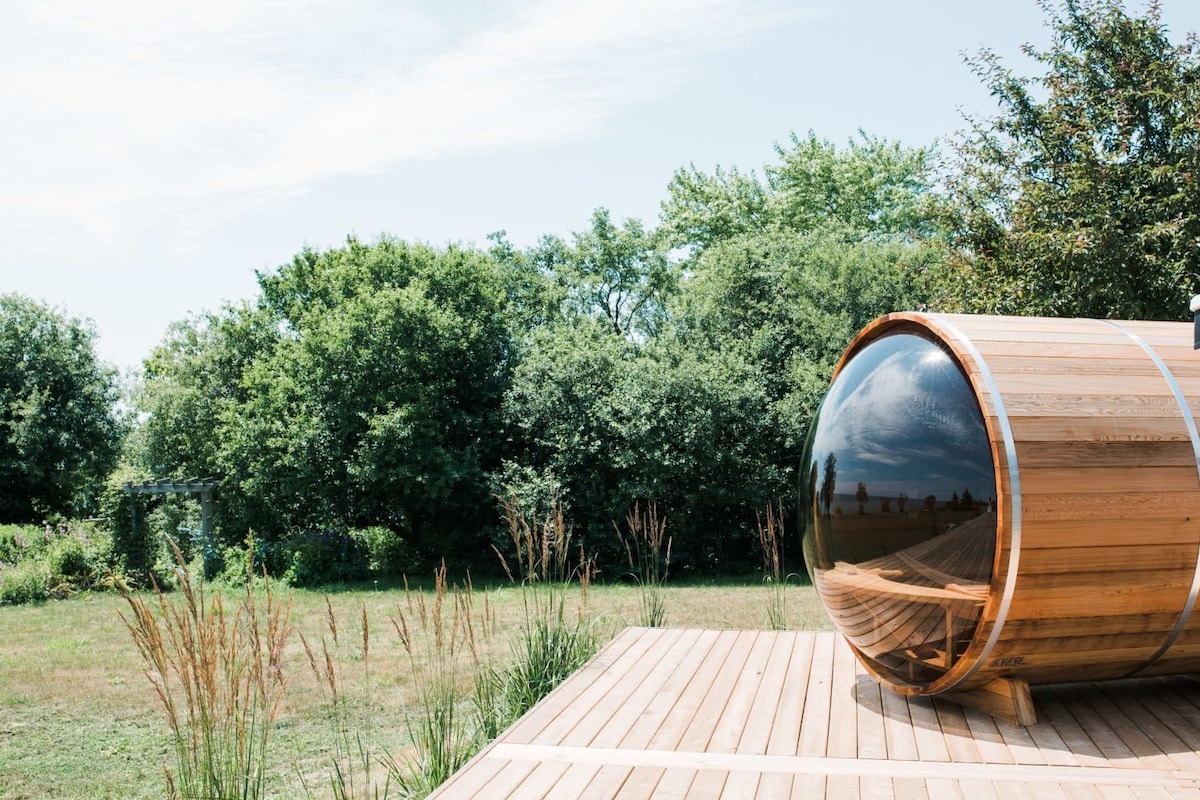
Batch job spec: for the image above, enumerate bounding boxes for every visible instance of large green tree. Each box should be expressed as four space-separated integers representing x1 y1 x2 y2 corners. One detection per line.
936 0 1200 319
0 294 121 521
138 238 512 558
500 318 781 571
672 226 934 451
657 133 940 527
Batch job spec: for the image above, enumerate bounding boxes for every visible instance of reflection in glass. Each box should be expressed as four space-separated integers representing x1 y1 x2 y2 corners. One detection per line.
802 332 996 687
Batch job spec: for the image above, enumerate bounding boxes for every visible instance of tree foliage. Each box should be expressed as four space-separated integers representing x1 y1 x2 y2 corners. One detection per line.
136 238 511 560
129 132 946 574
500 208 676 341
674 227 934 446
654 134 939 536
936 0 1200 319
0 294 121 522
660 131 939 252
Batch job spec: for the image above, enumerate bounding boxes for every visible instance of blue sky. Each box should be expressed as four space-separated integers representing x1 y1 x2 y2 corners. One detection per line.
5 0 1200 372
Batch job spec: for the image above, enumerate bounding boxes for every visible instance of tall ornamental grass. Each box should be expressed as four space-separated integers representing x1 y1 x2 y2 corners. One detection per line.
617 502 671 627
387 564 494 798
298 597 392 800
118 540 292 800
479 492 598 738
757 501 791 630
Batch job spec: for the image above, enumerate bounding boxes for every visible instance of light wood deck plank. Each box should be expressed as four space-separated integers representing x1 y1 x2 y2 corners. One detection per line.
467 759 540 799
709 632 777 753
909 695 954 762
592 628 709 749
613 767 665 798
857 674 889 761
647 630 743 753
559 628 690 748
682 769 725 799
550 764 604 798
1024 781 1071 800
764 630 816 756
431 630 1200 799
736 632 795 755
829 635 861 759
574 765 633 799
880 683 920 761
925 778 965 799
933 697 985 763
1094 683 1200 773
961 705 1015 765
755 771 794 799
649 769 697 800
675 630 760 753
501 762 572 799
1061 783 1105 800
797 630 836 758
718 770 760 799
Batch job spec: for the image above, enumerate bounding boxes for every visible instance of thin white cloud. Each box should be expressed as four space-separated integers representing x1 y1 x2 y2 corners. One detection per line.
0 0 804 260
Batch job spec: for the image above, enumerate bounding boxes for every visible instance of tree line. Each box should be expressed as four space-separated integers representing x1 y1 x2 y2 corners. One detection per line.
4 1 1199 580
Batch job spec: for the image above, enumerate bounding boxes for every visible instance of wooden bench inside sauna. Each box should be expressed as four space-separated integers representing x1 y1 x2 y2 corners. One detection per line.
801 312 1200 726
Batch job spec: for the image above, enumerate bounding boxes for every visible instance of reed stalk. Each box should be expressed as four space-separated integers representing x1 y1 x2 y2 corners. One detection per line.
386 562 494 799
118 537 291 800
617 502 671 627
757 500 790 630
298 597 391 800
480 491 598 737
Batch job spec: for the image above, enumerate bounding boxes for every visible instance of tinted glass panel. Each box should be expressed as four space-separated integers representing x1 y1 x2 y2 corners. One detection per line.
801 332 996 686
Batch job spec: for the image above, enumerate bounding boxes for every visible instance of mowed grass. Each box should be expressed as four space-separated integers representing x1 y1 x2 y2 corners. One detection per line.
0 577 832 800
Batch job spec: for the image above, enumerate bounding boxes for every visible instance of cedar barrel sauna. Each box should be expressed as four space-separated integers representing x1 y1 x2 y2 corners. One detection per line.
801 312 1200 725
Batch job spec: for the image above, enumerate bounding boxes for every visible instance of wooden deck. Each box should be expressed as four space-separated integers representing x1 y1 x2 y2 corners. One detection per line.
429 628 1200 799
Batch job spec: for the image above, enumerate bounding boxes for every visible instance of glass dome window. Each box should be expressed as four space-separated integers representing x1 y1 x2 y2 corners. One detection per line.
801 332 997 687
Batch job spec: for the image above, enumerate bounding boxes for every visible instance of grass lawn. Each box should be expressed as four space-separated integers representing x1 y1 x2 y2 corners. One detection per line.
0 577 832 799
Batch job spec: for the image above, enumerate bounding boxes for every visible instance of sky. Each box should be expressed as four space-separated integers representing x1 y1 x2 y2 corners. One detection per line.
5 0 1200 373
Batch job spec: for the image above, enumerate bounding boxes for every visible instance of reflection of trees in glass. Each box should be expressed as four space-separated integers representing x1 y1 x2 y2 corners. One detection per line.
950 491 960 511
856 481 869 514
962 487 974 509
820 452 837 516
924 494 937 512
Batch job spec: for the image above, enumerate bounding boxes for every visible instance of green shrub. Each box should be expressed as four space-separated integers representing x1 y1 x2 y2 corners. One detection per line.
353 526 420 576
0 520 114 603
475 493 599 737
0 560 50 605
99 468 157 586
0 524 34 563
47 535 90 579
280 529 369 587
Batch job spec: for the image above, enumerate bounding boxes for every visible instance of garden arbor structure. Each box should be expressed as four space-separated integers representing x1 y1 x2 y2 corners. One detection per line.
124 477 220 574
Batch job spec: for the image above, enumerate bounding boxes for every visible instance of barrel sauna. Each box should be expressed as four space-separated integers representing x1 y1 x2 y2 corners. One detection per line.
801 312 1200 724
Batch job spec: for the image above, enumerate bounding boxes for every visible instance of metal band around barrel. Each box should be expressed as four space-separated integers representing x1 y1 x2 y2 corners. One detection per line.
1104 320 1200 676
927 315 1022 693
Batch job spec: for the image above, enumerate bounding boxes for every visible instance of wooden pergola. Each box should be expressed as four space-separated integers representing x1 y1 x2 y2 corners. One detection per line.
124 478 221 574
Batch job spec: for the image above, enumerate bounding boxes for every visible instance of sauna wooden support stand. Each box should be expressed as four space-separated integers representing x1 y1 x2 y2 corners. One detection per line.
944 676 1037 727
